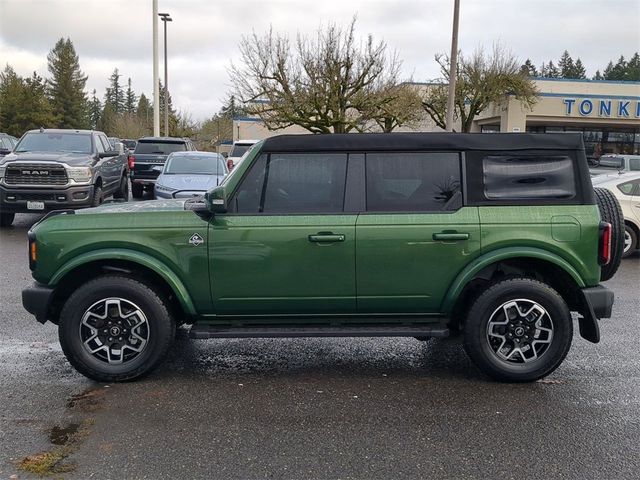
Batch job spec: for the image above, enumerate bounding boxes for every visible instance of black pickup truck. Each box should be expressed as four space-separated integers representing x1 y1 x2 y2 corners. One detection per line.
128 136 196 198
0 129 129 227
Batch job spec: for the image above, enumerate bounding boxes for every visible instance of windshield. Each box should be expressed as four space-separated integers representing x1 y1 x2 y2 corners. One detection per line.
164 154 226 175
229 144 254 158
135 141 186 155
15 132 92 153
598 156 624 169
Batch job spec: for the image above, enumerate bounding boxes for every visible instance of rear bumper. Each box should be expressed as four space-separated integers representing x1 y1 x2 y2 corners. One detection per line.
582 285 614 319
577 285 614 344
22 282 55 324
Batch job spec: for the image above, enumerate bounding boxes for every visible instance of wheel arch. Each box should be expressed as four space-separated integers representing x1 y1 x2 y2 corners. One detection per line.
48 250 197 324
443 248 586 319
625 219 639 239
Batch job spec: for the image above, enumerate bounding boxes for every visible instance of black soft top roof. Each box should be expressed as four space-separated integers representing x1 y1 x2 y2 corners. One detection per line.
260 133 584 153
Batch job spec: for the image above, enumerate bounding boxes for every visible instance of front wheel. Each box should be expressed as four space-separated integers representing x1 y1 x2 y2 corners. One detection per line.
623 224 638 258
463 278 572 382
58 275 176 382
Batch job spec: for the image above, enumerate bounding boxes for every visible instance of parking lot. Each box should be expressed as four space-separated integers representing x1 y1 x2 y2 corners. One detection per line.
1 212 639 479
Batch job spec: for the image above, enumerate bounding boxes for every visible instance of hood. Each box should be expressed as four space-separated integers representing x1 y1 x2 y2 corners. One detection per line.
156 174 224 192
75 199 187 214
0 151 93 166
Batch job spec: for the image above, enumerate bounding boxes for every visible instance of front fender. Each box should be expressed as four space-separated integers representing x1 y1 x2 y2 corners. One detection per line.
49 248 197 316
440 247 585 314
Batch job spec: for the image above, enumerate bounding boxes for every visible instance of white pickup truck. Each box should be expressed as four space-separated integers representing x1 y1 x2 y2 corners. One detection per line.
590 154 640 176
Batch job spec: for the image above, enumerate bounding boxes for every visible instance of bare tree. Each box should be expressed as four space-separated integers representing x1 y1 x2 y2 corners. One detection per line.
422 44 539 132
367 81 424 132
230 18 410 134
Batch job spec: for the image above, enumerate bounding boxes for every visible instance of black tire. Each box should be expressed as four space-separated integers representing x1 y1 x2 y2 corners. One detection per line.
91 185 103 207
58 275 176 382
594 187 624 281
463 278 573 382
113 175 129 200
623 223 638 258
0 212 15 227
131 182 144 199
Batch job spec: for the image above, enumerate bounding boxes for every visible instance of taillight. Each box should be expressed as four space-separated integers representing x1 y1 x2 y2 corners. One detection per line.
128 155 135 169
227 158 234 171
599 221 612 265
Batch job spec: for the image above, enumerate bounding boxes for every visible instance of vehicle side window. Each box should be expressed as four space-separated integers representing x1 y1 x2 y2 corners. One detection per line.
0 138 7 149
365 152 462 212
483 155 576 200
233 153 348 214
94 135 105 153
618 179 640 196
100 135 112 152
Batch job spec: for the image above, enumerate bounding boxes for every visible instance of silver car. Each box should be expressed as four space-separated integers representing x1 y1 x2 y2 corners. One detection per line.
154 151 228 199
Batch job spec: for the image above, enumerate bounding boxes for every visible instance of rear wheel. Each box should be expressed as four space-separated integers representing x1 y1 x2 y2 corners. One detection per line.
594 187 624 280
623 224 637 258
0 212 15 227
463 278 572 382
58 275 176 382
131 182 144 199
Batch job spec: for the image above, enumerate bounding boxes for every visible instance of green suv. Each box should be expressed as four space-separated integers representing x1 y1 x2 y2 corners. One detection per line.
22 133 622 382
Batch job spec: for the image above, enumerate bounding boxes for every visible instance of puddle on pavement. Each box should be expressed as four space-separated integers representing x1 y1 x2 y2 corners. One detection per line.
49 423 81 445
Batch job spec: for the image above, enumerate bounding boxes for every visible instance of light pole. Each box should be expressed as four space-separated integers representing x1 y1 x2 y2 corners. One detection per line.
158 12 172 136
152 0 159 136
445 0 460 132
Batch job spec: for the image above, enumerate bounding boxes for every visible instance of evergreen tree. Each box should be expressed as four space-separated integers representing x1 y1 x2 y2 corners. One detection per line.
136 93 153 134
593 70 603 80
88 89 102 129
626 52 640 80
125 77 137 114
159 80 178 135
604 56 627 80
519 59 538 77
558 50 575 78
99 101 117 135
540 60 560 78
47 37 89 128
104 68 125 113
573 58 587 79
0 65 24 135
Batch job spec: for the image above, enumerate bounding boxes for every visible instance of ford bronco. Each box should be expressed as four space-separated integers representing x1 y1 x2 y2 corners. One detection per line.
22 133 623 382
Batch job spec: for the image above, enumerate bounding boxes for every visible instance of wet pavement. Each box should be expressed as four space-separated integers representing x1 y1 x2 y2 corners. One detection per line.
1 213 639 479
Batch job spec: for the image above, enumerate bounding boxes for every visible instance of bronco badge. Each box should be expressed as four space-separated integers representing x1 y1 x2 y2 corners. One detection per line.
189 233 204 246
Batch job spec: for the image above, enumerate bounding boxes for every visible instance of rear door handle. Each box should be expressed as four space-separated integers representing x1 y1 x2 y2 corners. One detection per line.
308 233 345 243
432 232 470 241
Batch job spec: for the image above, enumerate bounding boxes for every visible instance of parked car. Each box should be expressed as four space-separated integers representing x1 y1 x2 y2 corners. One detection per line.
154 151 228 199
128 136 196 198
590 154 640 176
22 133 623 383
226 139 259 170
121 139 137 152
592 171 640 257
0 132 19 157
0 128 129 227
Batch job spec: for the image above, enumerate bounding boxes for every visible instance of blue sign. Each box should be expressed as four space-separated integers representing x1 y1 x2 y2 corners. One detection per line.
563 98 640 118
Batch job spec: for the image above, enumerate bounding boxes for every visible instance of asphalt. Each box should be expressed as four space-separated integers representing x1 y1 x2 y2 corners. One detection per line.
1 211 639 480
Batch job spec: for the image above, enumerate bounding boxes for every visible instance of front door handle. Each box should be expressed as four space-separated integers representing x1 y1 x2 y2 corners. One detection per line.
308 233 345 243
432 232 470 241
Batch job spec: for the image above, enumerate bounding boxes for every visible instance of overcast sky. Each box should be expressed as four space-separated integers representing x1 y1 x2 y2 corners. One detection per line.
1 0 638 121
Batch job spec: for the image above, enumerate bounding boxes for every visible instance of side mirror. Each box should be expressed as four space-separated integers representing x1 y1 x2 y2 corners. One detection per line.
115 142 125 155
99 150 118 158
204 185 227 213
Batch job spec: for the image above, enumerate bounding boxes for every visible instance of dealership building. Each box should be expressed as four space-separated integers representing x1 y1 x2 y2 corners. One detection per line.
233 78 640 159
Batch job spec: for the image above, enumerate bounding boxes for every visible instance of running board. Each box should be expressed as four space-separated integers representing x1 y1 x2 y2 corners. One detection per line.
189 324 450 339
